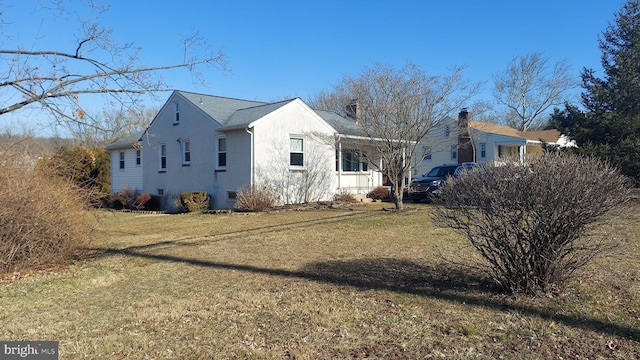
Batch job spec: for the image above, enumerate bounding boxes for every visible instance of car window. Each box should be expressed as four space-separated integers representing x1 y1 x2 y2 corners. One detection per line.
426 166 456 177
426 167 441 177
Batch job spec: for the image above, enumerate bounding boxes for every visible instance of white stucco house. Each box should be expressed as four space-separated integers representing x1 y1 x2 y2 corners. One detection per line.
105 130 144 193
126 90 386 210
414 108 572 177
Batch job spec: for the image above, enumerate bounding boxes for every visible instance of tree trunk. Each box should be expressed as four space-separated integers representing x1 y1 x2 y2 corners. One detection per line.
392 182 404 211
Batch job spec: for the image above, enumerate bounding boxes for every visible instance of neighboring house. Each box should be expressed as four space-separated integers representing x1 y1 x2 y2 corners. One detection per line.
105 130 144 193
135 90 386 210
414 109 571 177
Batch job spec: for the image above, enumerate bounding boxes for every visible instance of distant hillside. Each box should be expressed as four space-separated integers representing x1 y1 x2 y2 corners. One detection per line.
0 134 82 158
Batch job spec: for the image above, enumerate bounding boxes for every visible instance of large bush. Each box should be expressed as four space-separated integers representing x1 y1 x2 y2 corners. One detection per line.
433 153 631 295
0 145 95 274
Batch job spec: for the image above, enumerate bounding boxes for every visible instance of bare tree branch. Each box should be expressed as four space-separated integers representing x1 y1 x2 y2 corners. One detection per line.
0 1 227 133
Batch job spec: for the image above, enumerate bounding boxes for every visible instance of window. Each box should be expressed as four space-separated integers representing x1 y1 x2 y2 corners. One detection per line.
173 103 180 124
157 189 164 196
444 125 450 138
451 145 458 160
290 137 304 167
136 149 141 166
340 150 368 172
227 191 237 199
217 137 227 168
182 139 191 165
480 142 486 159
159 143 167 171
119 152 125 169
423 146 432 161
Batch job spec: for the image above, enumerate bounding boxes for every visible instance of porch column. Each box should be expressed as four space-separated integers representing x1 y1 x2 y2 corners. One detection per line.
519 145 526 164
337 142 342 190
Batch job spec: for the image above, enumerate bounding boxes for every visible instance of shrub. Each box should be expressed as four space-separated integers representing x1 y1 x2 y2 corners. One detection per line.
134 192 152 210
235 184 279 212
0 142 95 274
433 153 631 295
334 190 357 203
180 191 211 212
106 187 136 209
368 186 390 200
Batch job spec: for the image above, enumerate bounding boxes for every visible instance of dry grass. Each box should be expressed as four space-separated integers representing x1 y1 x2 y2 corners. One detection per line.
1 202 639 359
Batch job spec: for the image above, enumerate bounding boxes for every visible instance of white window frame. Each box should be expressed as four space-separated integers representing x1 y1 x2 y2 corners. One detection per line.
135 149 141 166
451 145 458 160
216 136 227 169
289 136 304 168
159 143 167 171
444 125 450 138
173 102 180 125
480 142 486 159
181 139 191 165
119 151 125 169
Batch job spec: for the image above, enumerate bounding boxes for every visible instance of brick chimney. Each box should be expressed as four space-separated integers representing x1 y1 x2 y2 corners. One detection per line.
457 108 475 163
346 100 362 125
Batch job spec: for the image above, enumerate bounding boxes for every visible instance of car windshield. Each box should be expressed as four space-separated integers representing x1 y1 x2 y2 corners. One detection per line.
425 166 456 177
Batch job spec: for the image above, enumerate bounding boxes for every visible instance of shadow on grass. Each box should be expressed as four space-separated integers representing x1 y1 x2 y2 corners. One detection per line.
95 245 639 341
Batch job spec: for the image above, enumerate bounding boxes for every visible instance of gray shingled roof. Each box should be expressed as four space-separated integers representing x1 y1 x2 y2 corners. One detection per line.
177 90 367 136
105 130 145 150
224 99 297 129
177 90 266 126
314 110 366 137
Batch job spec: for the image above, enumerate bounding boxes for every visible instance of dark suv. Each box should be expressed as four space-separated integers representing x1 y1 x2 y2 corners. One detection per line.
406 163 478 202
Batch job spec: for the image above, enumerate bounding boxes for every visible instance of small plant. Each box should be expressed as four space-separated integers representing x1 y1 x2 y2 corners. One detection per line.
368 186 390 201
134 192 152 210
180 191 211 212
106 187 136 209
334 190 357 203
234 184 279 212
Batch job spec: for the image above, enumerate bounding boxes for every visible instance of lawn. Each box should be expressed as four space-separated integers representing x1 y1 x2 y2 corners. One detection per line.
1 202 639 359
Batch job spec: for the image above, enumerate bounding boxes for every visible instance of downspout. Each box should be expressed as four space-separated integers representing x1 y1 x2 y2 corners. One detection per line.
246 126 254 186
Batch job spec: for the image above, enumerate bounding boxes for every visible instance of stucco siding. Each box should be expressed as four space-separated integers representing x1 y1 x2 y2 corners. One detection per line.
252 101 337 204
142 92 219 207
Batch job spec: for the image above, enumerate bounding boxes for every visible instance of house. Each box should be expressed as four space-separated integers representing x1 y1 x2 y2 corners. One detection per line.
414 109 571 177
133 90 387 210
105 130 144 194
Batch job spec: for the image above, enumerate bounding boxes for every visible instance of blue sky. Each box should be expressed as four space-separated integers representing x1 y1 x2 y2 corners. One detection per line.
0 0 629 134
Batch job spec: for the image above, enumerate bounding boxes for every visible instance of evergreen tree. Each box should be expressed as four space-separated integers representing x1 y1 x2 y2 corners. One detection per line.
37 146 111 204
553 0 640 185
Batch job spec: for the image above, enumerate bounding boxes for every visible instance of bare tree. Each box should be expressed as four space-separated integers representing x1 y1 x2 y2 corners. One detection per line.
0 1 225 133
311 63 479 211
492 52 576 131
68 106 157 147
